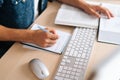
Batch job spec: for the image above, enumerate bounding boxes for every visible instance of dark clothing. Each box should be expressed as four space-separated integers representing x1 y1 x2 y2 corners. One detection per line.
0 0 51 58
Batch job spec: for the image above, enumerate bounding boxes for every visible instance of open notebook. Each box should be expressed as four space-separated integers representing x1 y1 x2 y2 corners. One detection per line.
22 24 71 54
55 2 100 29
99 3 120 31
98 3 120 45
55 2 120 44
55 2 120 29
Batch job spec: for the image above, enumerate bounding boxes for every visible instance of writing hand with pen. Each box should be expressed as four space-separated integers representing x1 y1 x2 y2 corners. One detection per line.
29 27 59 47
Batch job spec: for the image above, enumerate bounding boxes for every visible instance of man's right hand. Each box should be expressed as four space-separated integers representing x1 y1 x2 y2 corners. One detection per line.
0 25 58 47
30 28 59 47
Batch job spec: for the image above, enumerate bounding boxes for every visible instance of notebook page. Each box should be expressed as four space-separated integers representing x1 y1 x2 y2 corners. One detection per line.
101 3 120 17
100 17 120 32
55 4 99 29
22 24 71 54
100 3 120 32
98 3 120 45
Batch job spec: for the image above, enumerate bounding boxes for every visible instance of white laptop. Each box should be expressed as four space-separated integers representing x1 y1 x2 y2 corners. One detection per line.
93 47 120 80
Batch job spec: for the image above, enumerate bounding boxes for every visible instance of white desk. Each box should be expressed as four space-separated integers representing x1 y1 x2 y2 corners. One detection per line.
0 1 119 80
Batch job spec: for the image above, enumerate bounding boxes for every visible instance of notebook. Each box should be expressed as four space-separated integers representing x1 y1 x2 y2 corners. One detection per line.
99 3 120 31
93 47 120 80
22 24 71 54
55 2 120 29
98 3 120 45
55 2 100 29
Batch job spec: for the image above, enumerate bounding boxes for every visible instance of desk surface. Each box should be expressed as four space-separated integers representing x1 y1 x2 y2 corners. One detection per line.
0 1 120 80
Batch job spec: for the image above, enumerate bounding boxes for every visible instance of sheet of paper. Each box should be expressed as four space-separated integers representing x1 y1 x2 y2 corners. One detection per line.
22 24 71 54
102 3 120 17
55 4 99 29
100 3 120 33
98 3 120 45
100 17 120 32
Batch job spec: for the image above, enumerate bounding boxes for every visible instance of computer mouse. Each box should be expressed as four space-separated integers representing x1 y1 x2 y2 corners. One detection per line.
29 58 49 79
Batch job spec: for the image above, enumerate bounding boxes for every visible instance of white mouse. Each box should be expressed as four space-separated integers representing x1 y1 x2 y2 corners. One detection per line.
29 58 49 79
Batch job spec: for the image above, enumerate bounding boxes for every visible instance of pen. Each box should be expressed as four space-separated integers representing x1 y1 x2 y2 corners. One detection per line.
36 24 55 35
36 24 59 41
37 24 48 32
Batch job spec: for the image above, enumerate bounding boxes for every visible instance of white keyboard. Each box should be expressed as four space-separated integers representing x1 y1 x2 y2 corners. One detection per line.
54 27 97 80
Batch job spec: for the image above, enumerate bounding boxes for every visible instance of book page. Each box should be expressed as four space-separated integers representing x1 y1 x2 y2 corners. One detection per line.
55 4 99 29
100 17 120 32
100 3 120 32
22 24 71 54
101 3 120 17
98 3 120 45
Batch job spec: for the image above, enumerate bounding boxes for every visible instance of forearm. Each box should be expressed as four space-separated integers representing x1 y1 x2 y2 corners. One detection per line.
0 25 33 42
58 0 90 10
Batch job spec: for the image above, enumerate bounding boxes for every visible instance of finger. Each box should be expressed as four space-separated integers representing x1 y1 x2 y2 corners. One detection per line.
49 29 57 34
90 9 101 18
47 39 57 44
46 44 54 47
45 28 59 39
45 28 57 34
107 10 114 18
102 9 113 19
40 39 56 47
48 33 59 40
98 7 114 19
39 43 47 48
49 29 59 39
104 10 111 19
51 35 59 40
45 39 57 47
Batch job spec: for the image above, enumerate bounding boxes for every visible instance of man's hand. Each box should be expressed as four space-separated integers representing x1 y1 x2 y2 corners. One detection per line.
30 28 59 47
82 4 114 19
0 25 59 47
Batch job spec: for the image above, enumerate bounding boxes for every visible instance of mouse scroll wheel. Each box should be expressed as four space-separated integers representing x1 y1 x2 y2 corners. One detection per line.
41 70 44 75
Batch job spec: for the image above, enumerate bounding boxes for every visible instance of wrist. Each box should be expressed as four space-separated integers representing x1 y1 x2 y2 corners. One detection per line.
8 29 34 43
0 26 38 43
19 30 35 43
77 0 91 11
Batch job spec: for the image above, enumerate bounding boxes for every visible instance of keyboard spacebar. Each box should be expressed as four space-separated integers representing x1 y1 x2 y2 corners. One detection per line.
55 76 64 80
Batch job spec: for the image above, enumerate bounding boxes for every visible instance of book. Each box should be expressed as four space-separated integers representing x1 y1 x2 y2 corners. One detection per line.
55 3 100 29
22 24 71 54
98 3 120 45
